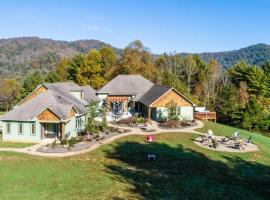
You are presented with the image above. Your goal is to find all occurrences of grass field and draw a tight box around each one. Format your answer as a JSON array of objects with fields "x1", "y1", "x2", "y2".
[
  {"x1": 0, "y1": 137, "x2": 34, "y2": 148},
  {"x1": 0, "y1": 111, "x2": 6, "y2": 116},
  {"x1": 0, "y1": 123, "x2": 269, "y2": 199}
]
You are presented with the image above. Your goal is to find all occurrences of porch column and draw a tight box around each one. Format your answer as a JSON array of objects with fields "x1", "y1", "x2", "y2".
[
  {"x1": 61, "y1": 123, "x2": 65, "y2": 139},
  {"x1": 148, "y1": 107, "x2": 151, "y2": 119}
]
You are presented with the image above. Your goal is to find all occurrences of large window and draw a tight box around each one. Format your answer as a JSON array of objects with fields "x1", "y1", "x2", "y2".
[
  {"x1": 31, "y1": 123, "x2": 36, "y2": 136},
  {"x1": 6, "y1": 123, "x2": 11, "y2": 134},
  {"x1": 76, "y1": 118, "x2": 83, "y2": 128},
  {"x1": 18, "y1": 123, "x2": 23, "y2": 135}
]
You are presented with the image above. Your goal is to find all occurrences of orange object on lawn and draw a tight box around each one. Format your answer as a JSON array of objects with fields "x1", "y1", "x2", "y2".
[{"x1": 147, "y1": 135, "x2": 154, "y2": 142}]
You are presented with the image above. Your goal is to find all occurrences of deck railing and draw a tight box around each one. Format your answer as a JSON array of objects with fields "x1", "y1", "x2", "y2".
[{"x1": 195, "y1": 112, "x2": 216, "y2": 122}]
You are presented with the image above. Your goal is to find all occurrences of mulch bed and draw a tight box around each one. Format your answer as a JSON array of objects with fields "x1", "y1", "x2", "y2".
[
  {"x1": 37, "y1": 130, "x2": 131, "y2": 153},
  {"x1": 159, "y1": 120, "x2": 197, "y2": 130}
]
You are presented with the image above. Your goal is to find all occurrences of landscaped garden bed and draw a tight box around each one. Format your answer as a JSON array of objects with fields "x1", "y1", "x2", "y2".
[
  {"x1": 37, "y1": 126, "x2": 131, "y2": 153},
  {"x1": 159, "y1": 119, "x2": 197, "y2": 129}
]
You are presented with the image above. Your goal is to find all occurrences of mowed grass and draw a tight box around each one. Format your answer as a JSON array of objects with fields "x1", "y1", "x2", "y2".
[
  {"x1": 0, "y1": 111, "x2": 6, "y2": 116},
  {"x1": 0, "y1": 136, "x2": 34, "y2": 148},
  {"x1": 0, "y1": 124, "x2": 270, "y2": 199}
]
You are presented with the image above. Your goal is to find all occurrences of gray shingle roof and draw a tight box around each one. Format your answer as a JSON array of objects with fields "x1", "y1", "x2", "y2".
[
  {"x1": 81, "y1": 86, "x2": 99, "y2": 102},
  {"x1": 0, "y1": 82, "x2": 98, "y2": 121},
  {"x1": 97, "y1": 75, "x2": 154, "y2": 100},
  {"x1": 138, "y1": 85, "x2": 172, "y2": 106}
]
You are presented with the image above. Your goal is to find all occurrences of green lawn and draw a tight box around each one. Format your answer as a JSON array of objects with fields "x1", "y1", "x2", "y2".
[
  {"x1": 0, "y1": 136, "x2": 34, "y2": 148},
  {"x1": 0, "y1": 123, "x2": 270, "y2": 199},
  {"x1": 0, "y1": 111, "x2": 6, "y2": 116}
]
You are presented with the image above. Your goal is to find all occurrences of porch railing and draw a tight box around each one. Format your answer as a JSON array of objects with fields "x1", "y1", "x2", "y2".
[{"x1": 195, "y1": 112, "x2": 216, "y2": 122}]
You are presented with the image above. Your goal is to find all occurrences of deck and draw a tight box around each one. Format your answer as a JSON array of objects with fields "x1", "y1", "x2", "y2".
[{"x1": 195, "y1": 112, "x2": 216, "y2": 122}]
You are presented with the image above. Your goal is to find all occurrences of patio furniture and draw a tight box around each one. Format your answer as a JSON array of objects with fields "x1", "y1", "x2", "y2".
[
  {"x1": 199, "y1": 135, "x2": 209, "y2": 145},
  {"x1": 209, "y1": 138, "x2": 219, "y2": 149},
  {"x1": 234, "y1": 140, "x2": 244, "y2": 150},
  {"x1": 244, "y1": 136, "x2": 252, "y2": 145},
  {"x1": 148, "y1": 154, "x2": 156, "y2": 161},
  {"x1": 208, "y1": 130, "x2": 214, "y2": 139},
  {"x1": 230, "y1": 131, "x2": 240, "y2": 140}
]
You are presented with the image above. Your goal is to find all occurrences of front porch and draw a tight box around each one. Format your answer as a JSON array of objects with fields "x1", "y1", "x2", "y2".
[{"x1": 40, "y1": 122, "x2": 65, "y2": 139}]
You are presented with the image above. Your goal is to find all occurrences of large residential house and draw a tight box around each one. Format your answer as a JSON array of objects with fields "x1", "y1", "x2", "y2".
[
  {"x1": 97, "y1": 75, "x2": 194, "y2": 121},
  {"x1": 0, "y1": 82, "x2": 98, "y2": 142},
  {"x1": 0, "y1": 75, "x2": 194, "y2": 143}
]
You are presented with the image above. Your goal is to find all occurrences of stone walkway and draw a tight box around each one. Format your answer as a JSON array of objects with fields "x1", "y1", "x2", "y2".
[{"x1": 0, "y1": 120, "x2": 204, "y2": 157}]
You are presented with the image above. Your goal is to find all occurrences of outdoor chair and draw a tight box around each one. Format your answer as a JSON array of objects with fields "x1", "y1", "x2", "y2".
[
  {"x1": 244, "y1": 136, "x2": 252, "y2": 145},
  {"x1": 199, "y1": 135, "x2": 209, "y2": 145},
  {"x1": 229, "y1": 131, "x2": 240, "y2": 140},
  {"x1": 208, "y1": 130, "x2": 214, "y2": 139},
  {"x1": 148, "y1": 153, "x2": 156, "y2": 161}
]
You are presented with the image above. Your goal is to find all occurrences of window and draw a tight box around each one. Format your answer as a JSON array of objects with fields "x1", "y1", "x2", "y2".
[
  {"x1": 76, "y1": 118, "x2": 83, "y2": 128},
  {"x1": 18, "y1": 123, "x2": 23, "y2": 135},
  {"x1": 31, "y1": 123, "x2": 36, "y2": 136},
  {"x1": 6, "y1": 123, "x2": 11, "y2": 134}
]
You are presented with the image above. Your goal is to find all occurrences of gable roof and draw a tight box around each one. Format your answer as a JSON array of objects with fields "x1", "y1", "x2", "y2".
[
  {"x1": 138, "y1": 85, "x2": 194, "y2": 107},
  {"x1": 0, "y1": 82, "x2": 99, "y2": 121},
  {"x1": 81, "y1": 86, "x2": 99, "y2": 102},
  {"x1": 97, "y1": 75, "x2": 154, "y2": 100},
  {"x1": 138, "y1": 85, "x2": 172, "y2": 106}
]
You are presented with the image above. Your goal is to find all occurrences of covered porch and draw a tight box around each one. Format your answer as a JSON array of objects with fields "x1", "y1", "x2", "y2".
[{"x1": 40, "y1": 122, "x2": 65, "y2": 139}]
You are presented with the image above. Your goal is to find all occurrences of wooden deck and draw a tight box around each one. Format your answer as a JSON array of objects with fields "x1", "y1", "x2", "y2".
[{"x1": 195, "y1": 112, "x2": 216, "y2": 122}]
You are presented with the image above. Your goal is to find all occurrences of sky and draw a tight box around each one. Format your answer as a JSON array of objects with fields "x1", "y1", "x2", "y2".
[{"x1": 0, "y1": 0, "x2": 270, "y2": 53}]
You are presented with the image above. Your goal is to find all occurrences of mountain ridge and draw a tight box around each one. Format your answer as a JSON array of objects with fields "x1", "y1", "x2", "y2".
[{"x1": 0, "y1": 37, "x2": 269, "y2": 76}]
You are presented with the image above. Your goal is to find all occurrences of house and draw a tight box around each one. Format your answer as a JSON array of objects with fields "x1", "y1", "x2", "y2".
[
  {"x1": 97, "y1": 75, "x2": 194, "y2": 121},
  {"x1": 0, "y1": 82, "x2": 98, "y2": 142}
]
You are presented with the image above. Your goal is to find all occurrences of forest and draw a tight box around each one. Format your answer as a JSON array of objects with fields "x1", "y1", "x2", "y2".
[{"x1": 0, "y1": 40, "x2": 269, "y2": 136}]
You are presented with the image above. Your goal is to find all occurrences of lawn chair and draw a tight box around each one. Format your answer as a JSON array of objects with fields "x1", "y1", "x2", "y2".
[
  {"x1": 230, "y1": 131, "x2": 240, "y2": 140},
  {"x1": 199, "y1": 135, "x2": 209, "y2": 145},
  {"x1": 244, "y1": 136, "x2": 252, "y2": 145}
]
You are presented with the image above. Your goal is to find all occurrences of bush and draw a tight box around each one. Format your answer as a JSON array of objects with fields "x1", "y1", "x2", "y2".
[
  {"x1": 160, "y1": 120, "x2": 180, "y2": 129},
  {"x1": 52, "y1": 139, "x2": 57, "y2": 148},
  {"x1": 115, "y1": 117, "x2": 135, "y2": 126},
  {"x1": 135, "y1": 116, "x2": 145, "y2": 124},
  {"x1": 180, "y1": 120, "x2": 191, "y2": 127},
  {"x1": 68, "y1": 137, "x2": 77, "y2": 147},
  {"x1": 76, "y1": 136, "x2": 84, "y2": 142},
  {"x1": 61, "y1": 138, "x2": 68, "y2": 145}
]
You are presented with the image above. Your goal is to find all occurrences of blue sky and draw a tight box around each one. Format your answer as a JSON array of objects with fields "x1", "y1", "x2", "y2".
[{"x1": 0, "y1": 0, "x2": 269, "y2": 53}]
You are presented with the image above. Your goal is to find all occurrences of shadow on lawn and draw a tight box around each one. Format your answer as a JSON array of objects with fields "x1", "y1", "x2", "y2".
[{"x1": 104, "y1": 141, "x2": 270, "y2": 200}]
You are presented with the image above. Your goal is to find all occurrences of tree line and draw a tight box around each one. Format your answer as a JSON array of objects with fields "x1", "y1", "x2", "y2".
[{"x1": 0, "y1": 40, "x2": 269, "y2": 135}]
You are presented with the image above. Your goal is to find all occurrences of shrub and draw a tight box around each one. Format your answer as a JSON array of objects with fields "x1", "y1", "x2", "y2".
[
  {"x1": 61, "y1": 138, "x2": 68, "y2": 145},
  {"x1": 115, "y1": 117, "x2": 135, "y2": 126},
  {"x1": 76, "y1": 136, "x2": 84, "y2": 142},
  {"x1": 180, "y1": 120, "x2": 191, "y2": 127},
  {"x1": 51, "y1": 139, "x2": 57, "y2": 148},
  {"x1": 68, "y1": 137, "x2": 77, "y2": 147},
  {"x1": 135, "y1": 116, "x2": 145, "y2": 124},
  {"x1": 160, "y1": 120, "x2": 180, "y2": 129}
]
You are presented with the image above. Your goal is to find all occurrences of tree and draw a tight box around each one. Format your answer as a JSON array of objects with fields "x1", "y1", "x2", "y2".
[
  {"x1": 21, "y1": 71, "x2": 45, "y2": 99},
  {"x1": 100, "y1": 46, "x2": 117, "y2": 70},
  {"x1": 76, "y1": 49, "x2": 106, "y2": 88},
  {"x1": 85, "y1": 101, "x2": 99, "y2": 133},
  {"x1": 69, "y1": 54, "x2": 85, "y2": 81},
  {"x1": 0, "y1": 79, "x2": 21, "y2": 111},
  {"x1": 183, "y1": 55, "x2": 197, "y2": 93},
  {"x1": 113, "y1": 40, "x2": 157, "y2": 81},
  {"x1": 56, "y1": 58, "x2": 71, "y2": 81},
  {"x1": 167, "y1": 101, "x2": 179, "y2": 121},
  {"x1": 45, "y1": 71, "x2": 62, "y2": 83}
]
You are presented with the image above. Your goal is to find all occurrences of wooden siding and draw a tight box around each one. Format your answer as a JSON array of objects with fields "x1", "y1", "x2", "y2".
[
  {"x1": 150, "y1": 90, "x2": 192, "y2": 107},
  {"x1": 20, "y1": 86, "x2": 47, "y2": 105},
  {"x1": 37, "y1": 109, "x2": 60, "y2": 121},
  {"x1": 67, "y1": 108, "x2": 76, "y2": 119}
]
